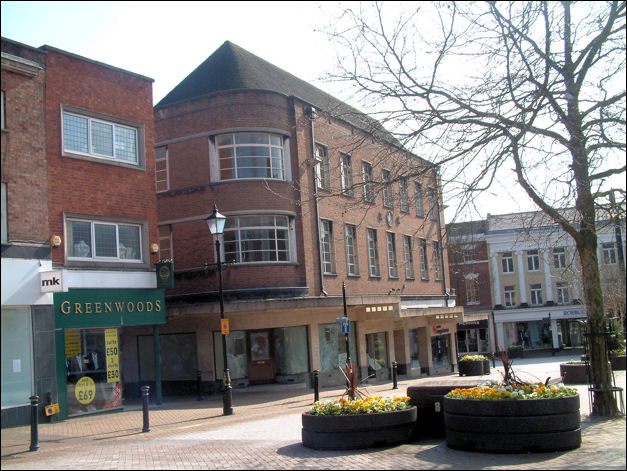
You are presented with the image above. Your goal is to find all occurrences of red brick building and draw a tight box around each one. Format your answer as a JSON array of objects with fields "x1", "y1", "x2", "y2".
[
  {"x1": 2, "y1": 37, "x2": 162, "y2": 424},
  {"x1": 120, "y1": 41, "x2": 463, "y2": 394},
  {"x1": 447, "y1": 220, "x2": 496, "y2": 355}
]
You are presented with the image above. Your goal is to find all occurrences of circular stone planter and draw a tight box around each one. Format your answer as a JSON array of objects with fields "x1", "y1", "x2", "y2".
[
  {"x1": 458, "y1": 359, "x2": 490, "y2": 376},
  {"x1": 560, "y1": 363, "x2": 589, "y2": 384},
  {"x1": 611, "y1": 355, "x2": 626, "y2": 371},
  {"x1": 443, "y1": 395, "x2": 581, "y2": 453},
  {"x1": 301, "y1": 407, "x2": 417, "y2": 450}
]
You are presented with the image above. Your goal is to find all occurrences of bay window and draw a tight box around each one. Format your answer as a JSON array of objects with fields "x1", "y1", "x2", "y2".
[
  {"x1": 216, "y1": 132, "x2": 284, "y2": 180},
  {"x1": 223, "y1": 215, "x2": 291, "y2": 263}
]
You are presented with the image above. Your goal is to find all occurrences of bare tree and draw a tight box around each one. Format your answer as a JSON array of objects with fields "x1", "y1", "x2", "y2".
[{"x1": 324, "y1": 1, "x2": 626, "y2": 416}]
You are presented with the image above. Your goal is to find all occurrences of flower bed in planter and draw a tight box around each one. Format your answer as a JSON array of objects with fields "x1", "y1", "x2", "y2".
[
  {"x1": 302, "y1": 396, "x2": 416, "y2": 450},
  {"x1": 444, "y1": 381, "x2": 580, "y2": 453},
  {"x1": 458, "y1": 355, "x2": 490, "y2": 376}
]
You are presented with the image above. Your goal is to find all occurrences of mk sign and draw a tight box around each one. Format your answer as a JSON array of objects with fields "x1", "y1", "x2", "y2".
[{"x1": 40, "y1": 271, "x2": 63, "y2": 293}]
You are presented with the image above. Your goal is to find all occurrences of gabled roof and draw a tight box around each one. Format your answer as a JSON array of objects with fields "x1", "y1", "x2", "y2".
[{"x1": 155, "y1": 41, "x2": 391, "y2": 140}]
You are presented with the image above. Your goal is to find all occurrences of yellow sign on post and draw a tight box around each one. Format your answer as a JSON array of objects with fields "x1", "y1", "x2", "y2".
[
  {"x1": 45, "y1": 403, "x2": 60, "y2": 416},
  {"x1": 221, "y1": 319, "x2": 230, "y2": 335}
]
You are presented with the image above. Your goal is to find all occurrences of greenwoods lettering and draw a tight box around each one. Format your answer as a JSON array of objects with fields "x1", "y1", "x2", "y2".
[{"x1": 61, "y1": 300, "x2": 162, "y2": 315}]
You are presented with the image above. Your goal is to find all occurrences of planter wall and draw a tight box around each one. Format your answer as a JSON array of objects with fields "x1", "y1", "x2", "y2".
[
  {"x1": 560, "y1": 363, "x2": 589, "y2": 384},
  {"x1": 611, "y1": 355, "x2": 626, "y2": 371},
  {"x1": 444, "y1": 395, "x2": 581, "y2": 453},
  {"x1": 458, "y1": 360, "x2": 490, "y2": 376},
  {"x1": 302, "y1": 407, "x2": 417, "y2": 450},
  {"x1": 507, "y1": 348, "x2": 523, "y2": 358}
]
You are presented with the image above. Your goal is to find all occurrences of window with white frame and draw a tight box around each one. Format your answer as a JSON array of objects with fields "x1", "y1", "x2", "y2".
[
  {"x1": 155, "y1": 146, "x2": 169, "y2": 192},
  {"x1": 367, "y1": 228, "x2": 380, "y2": 277},
  {"x1": 320, "y1": 219, "x2": 336, "y2": 274},
  {"x1": 223, "y1": 215, "x2": 291, "y2": 263},
  {"x1": 428, "y1": 188, "x2": 439, "y2": 221},
  {"x1": 556, "y1": 282, "x2": 570, "y2": 304},
  {"x1": 529, "y1": 284, "x2": 543, "y2": 305},
  {"x1": 403, "y1": 235, "x2": 415, "y2": 279},
  {"x1": 344, "y1": 224, "x2": 359, "y2": 276},
  {"x1": 67, "y1": 219, "x2": 142, "y2": 262},
  {"x1": 433, "y1": 241, "x2": 443, "y2": 280},
  {"x1": 462, "y1": 247, "x2": 475, "y2": 263},
  {"x1": 1, "y1": 182, "x2": 7, "y2": 244},
  {"x1": 602, "y1": 243, "x2": 617, "y2": 265},
  {"x1": 502, "y1": 252, "x2": 514, "y2": 273},
  {"x1": 386, "y1": 232, "x2": 398, "y2": 278},
  {"x1": 216, "y1": 132, "x2": 284, "y2": 180},
  {"x1": 415, "y1": 182, "x2": 424, "y2": 217},
  {"x1": 382, "y1": 169, "x2": 394, "y2": 208},
  {"x1": 340, "y1": 153, "x2": 353, "y2": 197},
  {"x1": 504, "y1": 285, "x2": 516, "y2": 307},
  {"x1": 527, "y1": 249, "x2": 540, "y2": 271},
  {"x1": 399, "y1": 178, "x2": 409, "y2": 213},
  {"x1": 158, "y1": 225, "x2": 173, "y2": 261},
  {"x1": 315, "y1": 143, "x2": 331, "y2": 191},
  {"x1": 419, "y1": 238, "x2": 429, "y2": 280},
  {"x1": 553, "y1": 247, "x2": 566, "y2": 269},
  {"x1": 1, "y1": 90, "x2": 5, "y2": 130},
  {"x1": 63, "y1": 111, "x2": 139, "y2": 165},
  {"x1": 465, "y1": 275, "x2": 479, "y2": 304},
  {"x1": 362, "y1": 161, "x2": 375, "y2": 203}
]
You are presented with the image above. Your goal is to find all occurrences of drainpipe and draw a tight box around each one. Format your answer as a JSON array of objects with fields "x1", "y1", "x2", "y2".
[
  {"x1": 305, "y1": 106, "x2": 327, "y2": 297},
  {"x1": 434, "y1": 169, "x2": 449, "y2": 307}
]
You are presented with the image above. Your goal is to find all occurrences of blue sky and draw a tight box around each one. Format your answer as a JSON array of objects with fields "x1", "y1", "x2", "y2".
[{"x1": 1, "y1": 1, "x2": 340, "y2": 105}]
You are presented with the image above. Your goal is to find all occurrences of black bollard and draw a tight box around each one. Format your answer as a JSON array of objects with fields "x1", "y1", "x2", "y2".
[
  {"x1": 313, "y1": 370, "x2": 319, "y2": 403},
  {"x1": 196, "y1": 370, "x2": 203, "y2": 401},
  {"x1": 29, "y1": 395, "x2": 39, "y2": 451},
  {"x1": 141, "y1": 385, "x2": 150, "y2": 432},
  {"x1": 392, "y1": 361, "x2": 398, "y2": 389}
]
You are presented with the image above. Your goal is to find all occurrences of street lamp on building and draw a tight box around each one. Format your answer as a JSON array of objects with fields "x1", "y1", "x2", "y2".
[{"x1": 206, "y1": 204, "x2": 233, "y2": 416}]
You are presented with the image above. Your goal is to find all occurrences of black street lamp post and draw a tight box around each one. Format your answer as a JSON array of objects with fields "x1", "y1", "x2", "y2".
[{"x1": 206, "y1": 204, "x2": 233, "y2": 416}]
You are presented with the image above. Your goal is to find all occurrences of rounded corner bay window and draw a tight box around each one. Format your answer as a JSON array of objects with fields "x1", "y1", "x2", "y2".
[
  {"x1": 216, "y1": 132, "x2": 284, "y2": 180},
  {"x1": 223, "y1": 215, "x2": 291, "y2": 264}
]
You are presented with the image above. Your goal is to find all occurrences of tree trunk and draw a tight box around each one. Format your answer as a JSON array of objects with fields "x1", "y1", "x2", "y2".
[{"x1": 578, "y1": 239, "x2": 618, "y2": 416}]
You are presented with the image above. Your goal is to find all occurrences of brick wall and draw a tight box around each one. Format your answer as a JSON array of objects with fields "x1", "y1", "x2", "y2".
[
  {"x1": 155, "y1": 90, "x2": 451, "y2": 298},
  {"x1": 1, "y1": 40, "x2": 48, "y2": 244},
  {"x1": 43, "y1": 48, "x2": 158, "y2": 267}
]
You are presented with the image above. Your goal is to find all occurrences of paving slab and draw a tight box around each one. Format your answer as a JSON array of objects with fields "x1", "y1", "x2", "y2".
[{"x1": 2, "y1": 355, "x2": 625, "y2": 470}]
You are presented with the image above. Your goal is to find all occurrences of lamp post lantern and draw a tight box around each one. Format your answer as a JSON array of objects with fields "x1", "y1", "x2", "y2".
[{"x1": 206, "y1": 204, "x2": 233, "y2": 415}]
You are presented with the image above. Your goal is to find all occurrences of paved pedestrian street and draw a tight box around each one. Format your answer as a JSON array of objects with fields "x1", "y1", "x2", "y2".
[{"x1": 2, "y1": 355, "x2": 625, "y2": 470}]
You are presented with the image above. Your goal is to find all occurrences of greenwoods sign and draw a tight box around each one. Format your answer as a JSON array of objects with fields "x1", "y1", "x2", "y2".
[{"x1": 54, "y1": 288, "x2": 166, "y2": 329}]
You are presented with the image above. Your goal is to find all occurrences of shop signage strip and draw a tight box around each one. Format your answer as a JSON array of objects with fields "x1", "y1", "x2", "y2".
[{"x1": 54, "y1": 288, "x2": 166, "y2": 329}]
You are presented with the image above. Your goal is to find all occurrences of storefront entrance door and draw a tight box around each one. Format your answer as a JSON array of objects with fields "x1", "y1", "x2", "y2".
[{"x1": 247, "y1": 330, "x2": 275, "y2": 384}]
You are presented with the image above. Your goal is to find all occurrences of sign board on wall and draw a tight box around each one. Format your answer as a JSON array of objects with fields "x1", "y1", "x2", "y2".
[
  {"x1": 54, "y1": 288, "x2": 166, "y2": 329},
  {"x1": 41, "y1": 271, "x2": 63, "y2": 293}
]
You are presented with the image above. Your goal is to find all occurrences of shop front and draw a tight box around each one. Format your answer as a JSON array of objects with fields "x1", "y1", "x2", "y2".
[
  {"x1": 54, "y1": 288, "x2": 165, "y2": 419},
  {"x1": 456, "y1": 320, "x2": 491, "y2": 355},
  {"x1": 494, "y1": 306, "x2": 587, "y2": 352}
]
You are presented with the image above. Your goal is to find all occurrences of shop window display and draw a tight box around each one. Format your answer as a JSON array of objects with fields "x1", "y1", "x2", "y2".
[{"x1": 65, "y1": 328, "x2": 122, "y2": 416}]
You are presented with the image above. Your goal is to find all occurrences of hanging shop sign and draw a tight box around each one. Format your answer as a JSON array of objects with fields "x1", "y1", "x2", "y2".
[
  {"x1": 156, "y1": 261, "x2": 174, "y2": 289},
  {"x1": 54, "y1": 288, "x2": 166, "y2": 329}
]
